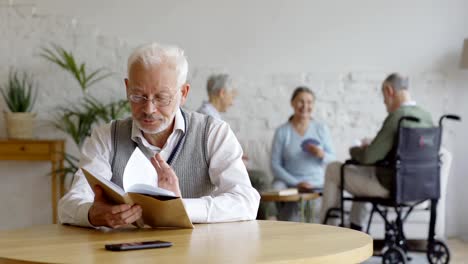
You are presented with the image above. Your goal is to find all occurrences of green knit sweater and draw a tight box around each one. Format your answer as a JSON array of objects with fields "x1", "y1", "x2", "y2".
[{"x1": 350, "y1": 105, "x2": 434, "y2": 189}]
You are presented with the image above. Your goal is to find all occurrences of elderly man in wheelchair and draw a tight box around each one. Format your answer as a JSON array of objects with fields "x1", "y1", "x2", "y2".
[{"x1": 320, "y1": 73, "x2": 460, "y2": 264}]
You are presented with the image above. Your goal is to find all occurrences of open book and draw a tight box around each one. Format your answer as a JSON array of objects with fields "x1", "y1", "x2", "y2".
[{"x1": 82, "y1": 148, "x2": 193, "y2": 229}]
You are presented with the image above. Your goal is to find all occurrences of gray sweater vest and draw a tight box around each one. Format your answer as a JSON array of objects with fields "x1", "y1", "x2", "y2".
[{"x1": 109, "y1": 109, "x2": 216, "y2": 198}]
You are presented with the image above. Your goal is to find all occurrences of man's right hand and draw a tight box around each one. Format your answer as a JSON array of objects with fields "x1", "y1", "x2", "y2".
[
  {"x1": 360, "y1": 137, "x2": 372, "y2": 147},
  {"x1": 88, "y1": 185, "x2": 142, "y2": 228}
]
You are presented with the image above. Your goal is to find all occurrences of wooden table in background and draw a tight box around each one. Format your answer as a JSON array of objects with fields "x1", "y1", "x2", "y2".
[
  {"x1": 0, "y1": 139, "x2": 65, "y2": 224},
  {"x1": 260, "y1": 192, "x2": 320, "y2": 202},
  {"x1": 0, "y1": 221, "x2": 373, "y2": 264},
  {"x1": 261, "y1": 192, "x2": 321, "y2": 222}
]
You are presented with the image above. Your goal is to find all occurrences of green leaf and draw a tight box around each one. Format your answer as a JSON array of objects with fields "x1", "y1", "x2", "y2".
[{"x1": 40, "y1": 43, "x2": 113, "y2": 92}]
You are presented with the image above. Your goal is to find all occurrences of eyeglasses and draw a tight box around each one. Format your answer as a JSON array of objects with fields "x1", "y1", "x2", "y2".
[{"x1": 128, "y1": 91, "x2": 178, "y2": 107}]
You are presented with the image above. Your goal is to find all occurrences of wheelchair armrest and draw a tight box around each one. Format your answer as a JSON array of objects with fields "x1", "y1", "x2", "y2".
[
  {"x1": 345, "y1": 159, "x2": 360, "y2": 165},
  {"x1": 344, "y1": 159, "x2": 392, "y2": 168},
  {"x1": 344, "y1": 159, "x2": 377, "y2": 167}
]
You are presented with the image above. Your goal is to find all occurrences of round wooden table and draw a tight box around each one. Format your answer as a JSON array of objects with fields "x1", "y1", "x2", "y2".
[{"x1": 0, "y1": 221, "x2": 372, "y2": 263}]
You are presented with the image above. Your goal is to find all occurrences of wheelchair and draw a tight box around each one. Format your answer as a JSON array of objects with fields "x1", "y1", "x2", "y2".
[{"x1": 323, "y1": 114, "x2": 460, "y2": 264}]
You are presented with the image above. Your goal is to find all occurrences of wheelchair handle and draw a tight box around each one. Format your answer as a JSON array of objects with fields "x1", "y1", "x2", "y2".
[
  {"x1": 436, "y1": 114, "x2": 461, "y2": 151},
  {"x1": 439, "y1": 114, "x2": 461, "y2": 128},
  {"x1": 398, "y1": 116, "x2": 420, "y2": 129}
]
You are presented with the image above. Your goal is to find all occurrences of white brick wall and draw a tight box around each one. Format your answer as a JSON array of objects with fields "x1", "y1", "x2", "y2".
[{"x1": 0, "y1": 2, "x2": 463, "y2": 238}]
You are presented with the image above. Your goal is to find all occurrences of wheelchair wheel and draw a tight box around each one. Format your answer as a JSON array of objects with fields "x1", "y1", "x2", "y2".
[
  {"x1": 427, "y1": 240, "x2": 450, "y2": 264},
  {"x1": 382, "y1": 246, "x2": 407, "y2": 264}
]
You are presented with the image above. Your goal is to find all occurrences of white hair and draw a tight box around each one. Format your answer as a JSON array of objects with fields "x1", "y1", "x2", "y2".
[
  {"x1": 206, "y1": 73, "x2": 233, "y2": 96},
  {"x1": 127, "y1": 42, "x2": 188, "y2": 88}
]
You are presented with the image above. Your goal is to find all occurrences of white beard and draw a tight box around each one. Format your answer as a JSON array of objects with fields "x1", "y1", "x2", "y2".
[
  {"x1": 136, "y1": 93, "x2": 181, "y2": 135},
  {"x1": 137, "y1": 119, "x2": 172, "y2": 134}
]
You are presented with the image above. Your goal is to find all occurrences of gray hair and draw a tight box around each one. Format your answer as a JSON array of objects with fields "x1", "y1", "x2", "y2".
[
  {"x1": 291, "y1": 86, "x2": 315, "y2": 102},
  {"x1": 384, "y1": 73, "x2": 409, "y2": 91},
  {"x1": 127, "y1": 42, "x2": 188, "y2": 88},
  {"x1": 206, "y1": 74, "x2": 232, "y2": 96}
]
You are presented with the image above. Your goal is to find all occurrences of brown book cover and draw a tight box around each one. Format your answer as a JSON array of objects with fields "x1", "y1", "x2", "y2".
[{"x1": 82, "y1": 168, "x2": 193, "y2": 229}]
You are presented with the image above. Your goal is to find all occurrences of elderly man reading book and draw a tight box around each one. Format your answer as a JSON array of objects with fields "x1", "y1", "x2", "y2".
[{"x1": 58, "y1": 42, "x2": 260, "y2": 228}]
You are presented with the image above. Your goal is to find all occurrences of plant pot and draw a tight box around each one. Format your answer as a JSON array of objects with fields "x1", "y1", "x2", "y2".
[{"x1": 4, "y1": 112, "x2": 36, "y2": 139}]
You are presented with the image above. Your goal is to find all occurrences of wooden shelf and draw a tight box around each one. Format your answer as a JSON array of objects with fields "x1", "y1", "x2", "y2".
[{"x1": 0, "y1": 139, "x2": 65, "y2": 224}]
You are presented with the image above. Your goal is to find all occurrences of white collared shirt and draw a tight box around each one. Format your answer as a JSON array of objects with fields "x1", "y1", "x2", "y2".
[
  {"x1": 58, "y1": 108, "x2": 260, "y2": 227},
  {"x1": 196, "y1": 101, "x2": 222, "y2": 120},
  {"x1": 130, "y1": 108, "x2": 185, "y2": 161},
  {"x1": 402, "y1": 100, "x2": 416, "y2": 107}
]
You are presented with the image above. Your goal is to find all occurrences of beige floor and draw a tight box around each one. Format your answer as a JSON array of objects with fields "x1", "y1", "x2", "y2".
[
  {"x1": 447, "y1": 238, "x2": 468, "y2": 264},
  {"x1": 365, "y1": 238, "x2": 468, "y2": 263}
]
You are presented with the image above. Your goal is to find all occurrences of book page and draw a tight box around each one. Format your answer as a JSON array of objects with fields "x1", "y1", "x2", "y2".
[
  {"x1": 123, "y1": 147, "x2": 158, "y2": 191},
  {"x1": 127, "y1": 183, "x2": 176, "y2": 198}
]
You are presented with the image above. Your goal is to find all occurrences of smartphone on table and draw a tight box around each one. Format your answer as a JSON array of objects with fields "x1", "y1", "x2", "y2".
[{"x1": 105, "y1": 240, "x2": 173, "y2": 251}]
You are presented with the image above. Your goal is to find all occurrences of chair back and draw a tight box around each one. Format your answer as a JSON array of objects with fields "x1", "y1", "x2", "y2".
[{"x1": 394, "y1": 125, "x2": 441, "y2": 203}]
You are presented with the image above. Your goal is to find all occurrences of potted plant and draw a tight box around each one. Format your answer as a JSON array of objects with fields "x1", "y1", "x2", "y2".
[
  {"x1": 0, "y1": 69, "x2": 38, "y2": 139},
  {"x1": 40, "y1": 43, "x2": 130, "y2": 189}
]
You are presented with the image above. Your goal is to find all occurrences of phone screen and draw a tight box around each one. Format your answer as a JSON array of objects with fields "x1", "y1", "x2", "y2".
[{"x1": 105, "y1": 240, "x2": 173, "y2": 251}]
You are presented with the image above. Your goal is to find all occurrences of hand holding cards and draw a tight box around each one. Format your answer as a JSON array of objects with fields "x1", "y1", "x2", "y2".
[
  {"x1": 301, "y1": 138, "x2": 324, "y2": 158},
  {"x1": 301, "y1": 138, "x2": 320, "y2": 151}
]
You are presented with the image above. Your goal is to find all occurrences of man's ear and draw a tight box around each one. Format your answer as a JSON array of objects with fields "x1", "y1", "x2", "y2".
[
  {"x1": 383, "y1": 84, "x2": 394, "y2": 97},
  {"x1": 218, "y1": 88, "x2": 226, "y2": 98},
  {"x1": 179, "y1": 83, "x2": 190, "y2": 106},
  {"x1": 124, "y1": 78, "x2": 129, "y2": 94}
]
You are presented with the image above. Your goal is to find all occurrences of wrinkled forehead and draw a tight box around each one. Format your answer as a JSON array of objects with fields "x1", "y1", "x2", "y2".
[{"x1": 127, "y1": 62, "x2": 179, "y2": 93}]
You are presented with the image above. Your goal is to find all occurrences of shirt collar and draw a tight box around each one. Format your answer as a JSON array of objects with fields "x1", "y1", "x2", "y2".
[
  {"x1": 202, "y1": 101, "x2": 222, "y2": 119},
  {"x1": 131, "y1": 108, "x2": 185, "y2": 143},
  {"x1": 402, "y1": 100, "x2": 417, "y2": 106}
]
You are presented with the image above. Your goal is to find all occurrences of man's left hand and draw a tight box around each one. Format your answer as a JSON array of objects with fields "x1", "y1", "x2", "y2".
[{"x1": 151, "y1": 153, "x2": 182, "y2": 197}]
